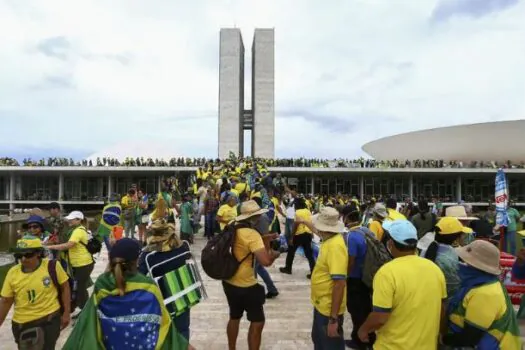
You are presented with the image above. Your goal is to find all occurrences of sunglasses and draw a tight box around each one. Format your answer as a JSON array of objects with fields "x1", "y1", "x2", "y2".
[
  {"x1": 27, "y1": 225, "x2": 41, "y2": 230},
  {"x1": 14, "y1": 252, "x2": 38, "y2": 259}
]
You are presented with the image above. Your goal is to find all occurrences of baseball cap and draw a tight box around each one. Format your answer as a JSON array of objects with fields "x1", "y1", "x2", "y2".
[
  {"x1": 64, "y1": 211, "x2": 84, "y2": 221},
  {"x1": 110, "y1": 238, "x2": 141, "y2": 262},
  {"x1": 435, "y1": 217, "x2": 473, "y2": 235},
  {"x1": 382, "y1": 220, "x2": 418, "y2": 246}
]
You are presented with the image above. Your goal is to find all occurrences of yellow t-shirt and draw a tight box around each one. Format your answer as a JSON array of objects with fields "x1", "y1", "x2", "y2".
[
  {"x1": 369, "y1": 220, "x2": 385, "y2": 241},
  {"x1": 68, "y1": 226, "x2": 93, "y2": 267},
  {"x1": 311, "y1": 234, "x2": 348, "y2": 317},
  {"x1": 387, "y1": 209, "x2": 406, "y2": 221},
  {"x1": 1, "y1": 259, "x2": 68, "y2": 324},
  {"x1": 121, "y1": 194, "x2": 136, "y2": 210},
  {"x1": 295, "y1": 209, "x2": 312, "y2": 235},
  {"x1": 449, "y1": 282, "x2": 522, "y2": 350},
  {"x1": 225, "y1": 228, "x2": 265, "y2": 287},
  {"x1": 217, "y1": 204, "x2": 238, "y2": 231},
  {"x1": 373, "y1": 255, "x2": 447, "y2": 350},
  {"x1": 234, "y1": 182, "x2": 249, "y2": 194},
  {"x1": 271, "y1": 197, "x2": 280, "y2": 225}
]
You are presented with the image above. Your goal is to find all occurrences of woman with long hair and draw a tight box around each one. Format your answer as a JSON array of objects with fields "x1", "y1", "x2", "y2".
[{"x1": 63, "y1": 238, "x2": 194, "y2": 350}]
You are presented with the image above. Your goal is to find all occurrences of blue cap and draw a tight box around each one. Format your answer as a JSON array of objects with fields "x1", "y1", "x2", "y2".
[
  {"x1": 109, "y1": 238, "x2": 141, "y2": 262},
  {"x1": 382, "y1": 220, "x2": 418, "y2": 246}
]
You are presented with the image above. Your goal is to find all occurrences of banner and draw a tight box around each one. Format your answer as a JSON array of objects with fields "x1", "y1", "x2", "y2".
[{"x1": 495, "y1": 168, "x2": 509, "y2": 227}]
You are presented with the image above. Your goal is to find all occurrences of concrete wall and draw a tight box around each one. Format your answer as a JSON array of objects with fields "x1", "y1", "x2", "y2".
[
  {"x1": 218, "y1": 28, "x2": 245, "y2": 159},
  {"x1": 251, "y1": 28, "x2": 275, "y2": 158}
]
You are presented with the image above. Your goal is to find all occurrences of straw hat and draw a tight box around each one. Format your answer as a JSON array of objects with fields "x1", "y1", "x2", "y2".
[
  {"x1": 372, "y1": 203, "x2": 388, "y2": 219},
  {"x1": 147, "y1": 219, "x2": 176, "y2": 245},
  {"x1": 235, "y1": 200, "x2": 268, "y2": 221},
  {"x1": 313, "y1": 207, "x2": 345, "y2": 233},
  {"x1": 445, "y1": 206, "x2": 479, "y2": 221},
  {"x1": 456, "y1": 240, "x2": 500, "y2": 275}
]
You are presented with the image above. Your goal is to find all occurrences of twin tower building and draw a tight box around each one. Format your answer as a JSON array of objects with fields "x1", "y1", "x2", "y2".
[{"x1": 218, "y1": 28, "x2": 275, "y2": 159}]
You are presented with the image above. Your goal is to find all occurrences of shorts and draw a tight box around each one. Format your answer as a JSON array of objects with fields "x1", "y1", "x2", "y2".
[{"x1": 222, "y1": 281, "x2": 266, "y2": 322}]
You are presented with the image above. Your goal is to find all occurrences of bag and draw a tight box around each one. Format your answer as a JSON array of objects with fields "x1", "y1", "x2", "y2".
[
  {"x1": 82, "y1": 237, "x2": 102, "y2": 255},
  {"x1": 48, "y1": 260, "x2": 77, "y2": 314},
  {"x1": 201, "y1": 222, "x2": 252, "y2": 280},
  {"x1": 346, "y1": 227, "x2": 392, "y2": 289}
]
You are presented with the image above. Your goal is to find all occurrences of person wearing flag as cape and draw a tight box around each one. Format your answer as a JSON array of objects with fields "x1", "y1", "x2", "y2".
[
  {"x1": 63, "y1": 238, "x2": 194, "y2": 350},
  {"x1": 96, "y1": 194, "x2": 122, "y2": 252}
]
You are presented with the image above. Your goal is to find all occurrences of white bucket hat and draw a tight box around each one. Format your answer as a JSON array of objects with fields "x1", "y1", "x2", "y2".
[
  {"x1": 235, "y1": 200, "x2": 268, "y2": 221},
  {"x1": 456, "y1": 240, "x2": 500, "y2": 276},
  {"x1": 313, "y1": 207, "x2": 345, "y2": 233},
  {"x1": 445, "y1": 206, "x2": 478, "y2": 221}
]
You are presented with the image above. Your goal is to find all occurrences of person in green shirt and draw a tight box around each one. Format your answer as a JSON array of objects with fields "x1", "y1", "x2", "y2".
[
  {"x1": 506, "y1": 205, "x2": 521, "y2": 255},
  {"x1": 176, "y1": 193, "x2": 194, "y2": 243}
]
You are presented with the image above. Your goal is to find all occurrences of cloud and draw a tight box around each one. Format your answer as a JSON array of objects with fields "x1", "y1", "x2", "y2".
[
  {"x1": 0, "y1": 0, "x2": 524, "y2": 160},
  {"x1": 36, "y1": 36, "x2": 71, "y2": 60},
  {"x1": 431, "y1": 0, "x2": 520, "y2": 22}
]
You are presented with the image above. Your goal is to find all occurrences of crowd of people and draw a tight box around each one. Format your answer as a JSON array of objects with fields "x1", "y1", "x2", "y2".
[
  {"x1": 0, "y1": 156, "x2": 524, "y2": 349},
  {"x1": 1, "y1": 155, "x2": 524, "y2": 169}
]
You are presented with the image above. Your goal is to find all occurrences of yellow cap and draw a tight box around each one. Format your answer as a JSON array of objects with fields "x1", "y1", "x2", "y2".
[
  {"x1": 12, "y1": 236, "x2": 43, "y2": 252},
  {"x1": 436, "y1": 217, "x2": 473, "y2": 235}
]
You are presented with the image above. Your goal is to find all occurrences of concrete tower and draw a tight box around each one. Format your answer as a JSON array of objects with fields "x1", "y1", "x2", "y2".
[
  {"x1": 218, "y1": 28, "x2": 275, "y2": 159},
  {"x1": 251, "y1": 29, "x2": 275, "y2": 158},
  {"x1": 218, "y1": 28, "x2": 245, "y2": 158}
]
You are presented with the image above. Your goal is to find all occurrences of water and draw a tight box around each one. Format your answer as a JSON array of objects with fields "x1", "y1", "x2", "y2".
[
  {"x1": 0, "y1": 221, "x2": 25, "y2": 288},
  {"x1": 0, "y1": 216, "x2": 100, "y2": 288}
]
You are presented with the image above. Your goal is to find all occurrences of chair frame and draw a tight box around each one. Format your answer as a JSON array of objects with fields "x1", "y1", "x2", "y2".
[{"x1": 144, "y1": 241, "x2": 208, "y2": 308}]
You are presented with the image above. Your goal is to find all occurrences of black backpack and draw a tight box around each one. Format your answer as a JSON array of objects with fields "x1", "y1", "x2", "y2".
[
  {"x1": 201, "y1": 222, "x2": 252, "y2": 280},
  {"x1": 82, "y1": 237, "x2": 102, "y2": 255},
  {"x1": 78, "y1": 228, "x2": 102, "y2": 255}
]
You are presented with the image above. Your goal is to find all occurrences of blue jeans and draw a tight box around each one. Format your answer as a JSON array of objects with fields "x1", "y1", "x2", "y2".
[
  {"x1": 506, "y1": 230, "x2": 517, "y2": 255},
  {"x1": 311, "y1": 309, "x2": 344, "y2": 350},
  {"x1": 255, "y1": 262, "x2": 278, "y2": 294},
  {"x1": 173, "y1": 310, "x2": 190, "y2": 341},
  {"x1": 205, "y1": 211, "x2": 217, "y2": 238},
  {"x1": 124, "y1": 218, "x2": 135, "y2": 239}
]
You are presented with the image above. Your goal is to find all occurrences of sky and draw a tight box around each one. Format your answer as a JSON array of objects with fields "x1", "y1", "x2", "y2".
[{"x1": 1, "y1": 0, "x2": 524, "y2": 160}]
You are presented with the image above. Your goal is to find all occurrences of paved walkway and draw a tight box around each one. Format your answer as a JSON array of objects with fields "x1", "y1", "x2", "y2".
[{"x1": 1, "y1": 236, "x2": 524, "y2": 349}]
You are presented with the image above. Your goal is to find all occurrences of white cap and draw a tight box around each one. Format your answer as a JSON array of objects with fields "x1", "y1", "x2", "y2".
[{"x1": 65, "y1": 211, "x2": 84, "y2": 221}]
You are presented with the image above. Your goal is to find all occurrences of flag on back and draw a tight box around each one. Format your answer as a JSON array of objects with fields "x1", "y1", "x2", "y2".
[{"x1": 63, "y1": 272, "x2": 188, "y2": 350}]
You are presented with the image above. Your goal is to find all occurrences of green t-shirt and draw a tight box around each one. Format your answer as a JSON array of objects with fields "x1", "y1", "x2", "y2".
[{"x1": 507, "y1": 208, "x2": 520, "y2": 232}]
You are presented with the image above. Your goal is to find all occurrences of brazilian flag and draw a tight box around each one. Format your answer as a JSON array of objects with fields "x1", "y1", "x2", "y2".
[
  {"x1": 96, "y1": 203, "x2": 122, "y2": 238},
  {"x1": 63, "y1": 272, "x2": 189, "y2": 349}
]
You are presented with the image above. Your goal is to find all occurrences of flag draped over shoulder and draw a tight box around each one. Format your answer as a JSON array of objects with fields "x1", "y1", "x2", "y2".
[
  {"x1": 97, "y1": 203, "x2": 122, "y2": 238},
  {"x1": 63, "y1": 272, "x2": 188, "y2": 350}
]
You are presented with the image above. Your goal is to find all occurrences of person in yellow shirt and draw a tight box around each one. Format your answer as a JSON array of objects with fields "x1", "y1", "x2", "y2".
[
  {"x1": 443, "y1": 240, "x2": 521, "y2": 349},
  {"x1": 121, "y1": 188, "x2": 138, "y2": 239},
  {"x1": 216, "y1": 194, "x2": 238, "y2": 232},
  {"x1": 358, "y1": 220, "x2": 447, "y2": 350},
  {"x1": 279, "y1": 198, "x2": 316, "y2": 278},
  {"x1": 222, "y1": 201, "x2": 280, "y2": 350},
  {"x1": 0, "y1": 236, "x2": 70, "y2": 349},
  {"x1": 310, "y1": 207, "x2": 348, "y2": 349},
  {"x1": 368, "y1": 203, "x2": 388, "y2": 242},
  {"x1": 385, "y1": 198, "x2": 407, "y2": 221},
  {"x1": 47, "y1": 211, "x2": 94, "y2": 317}
]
